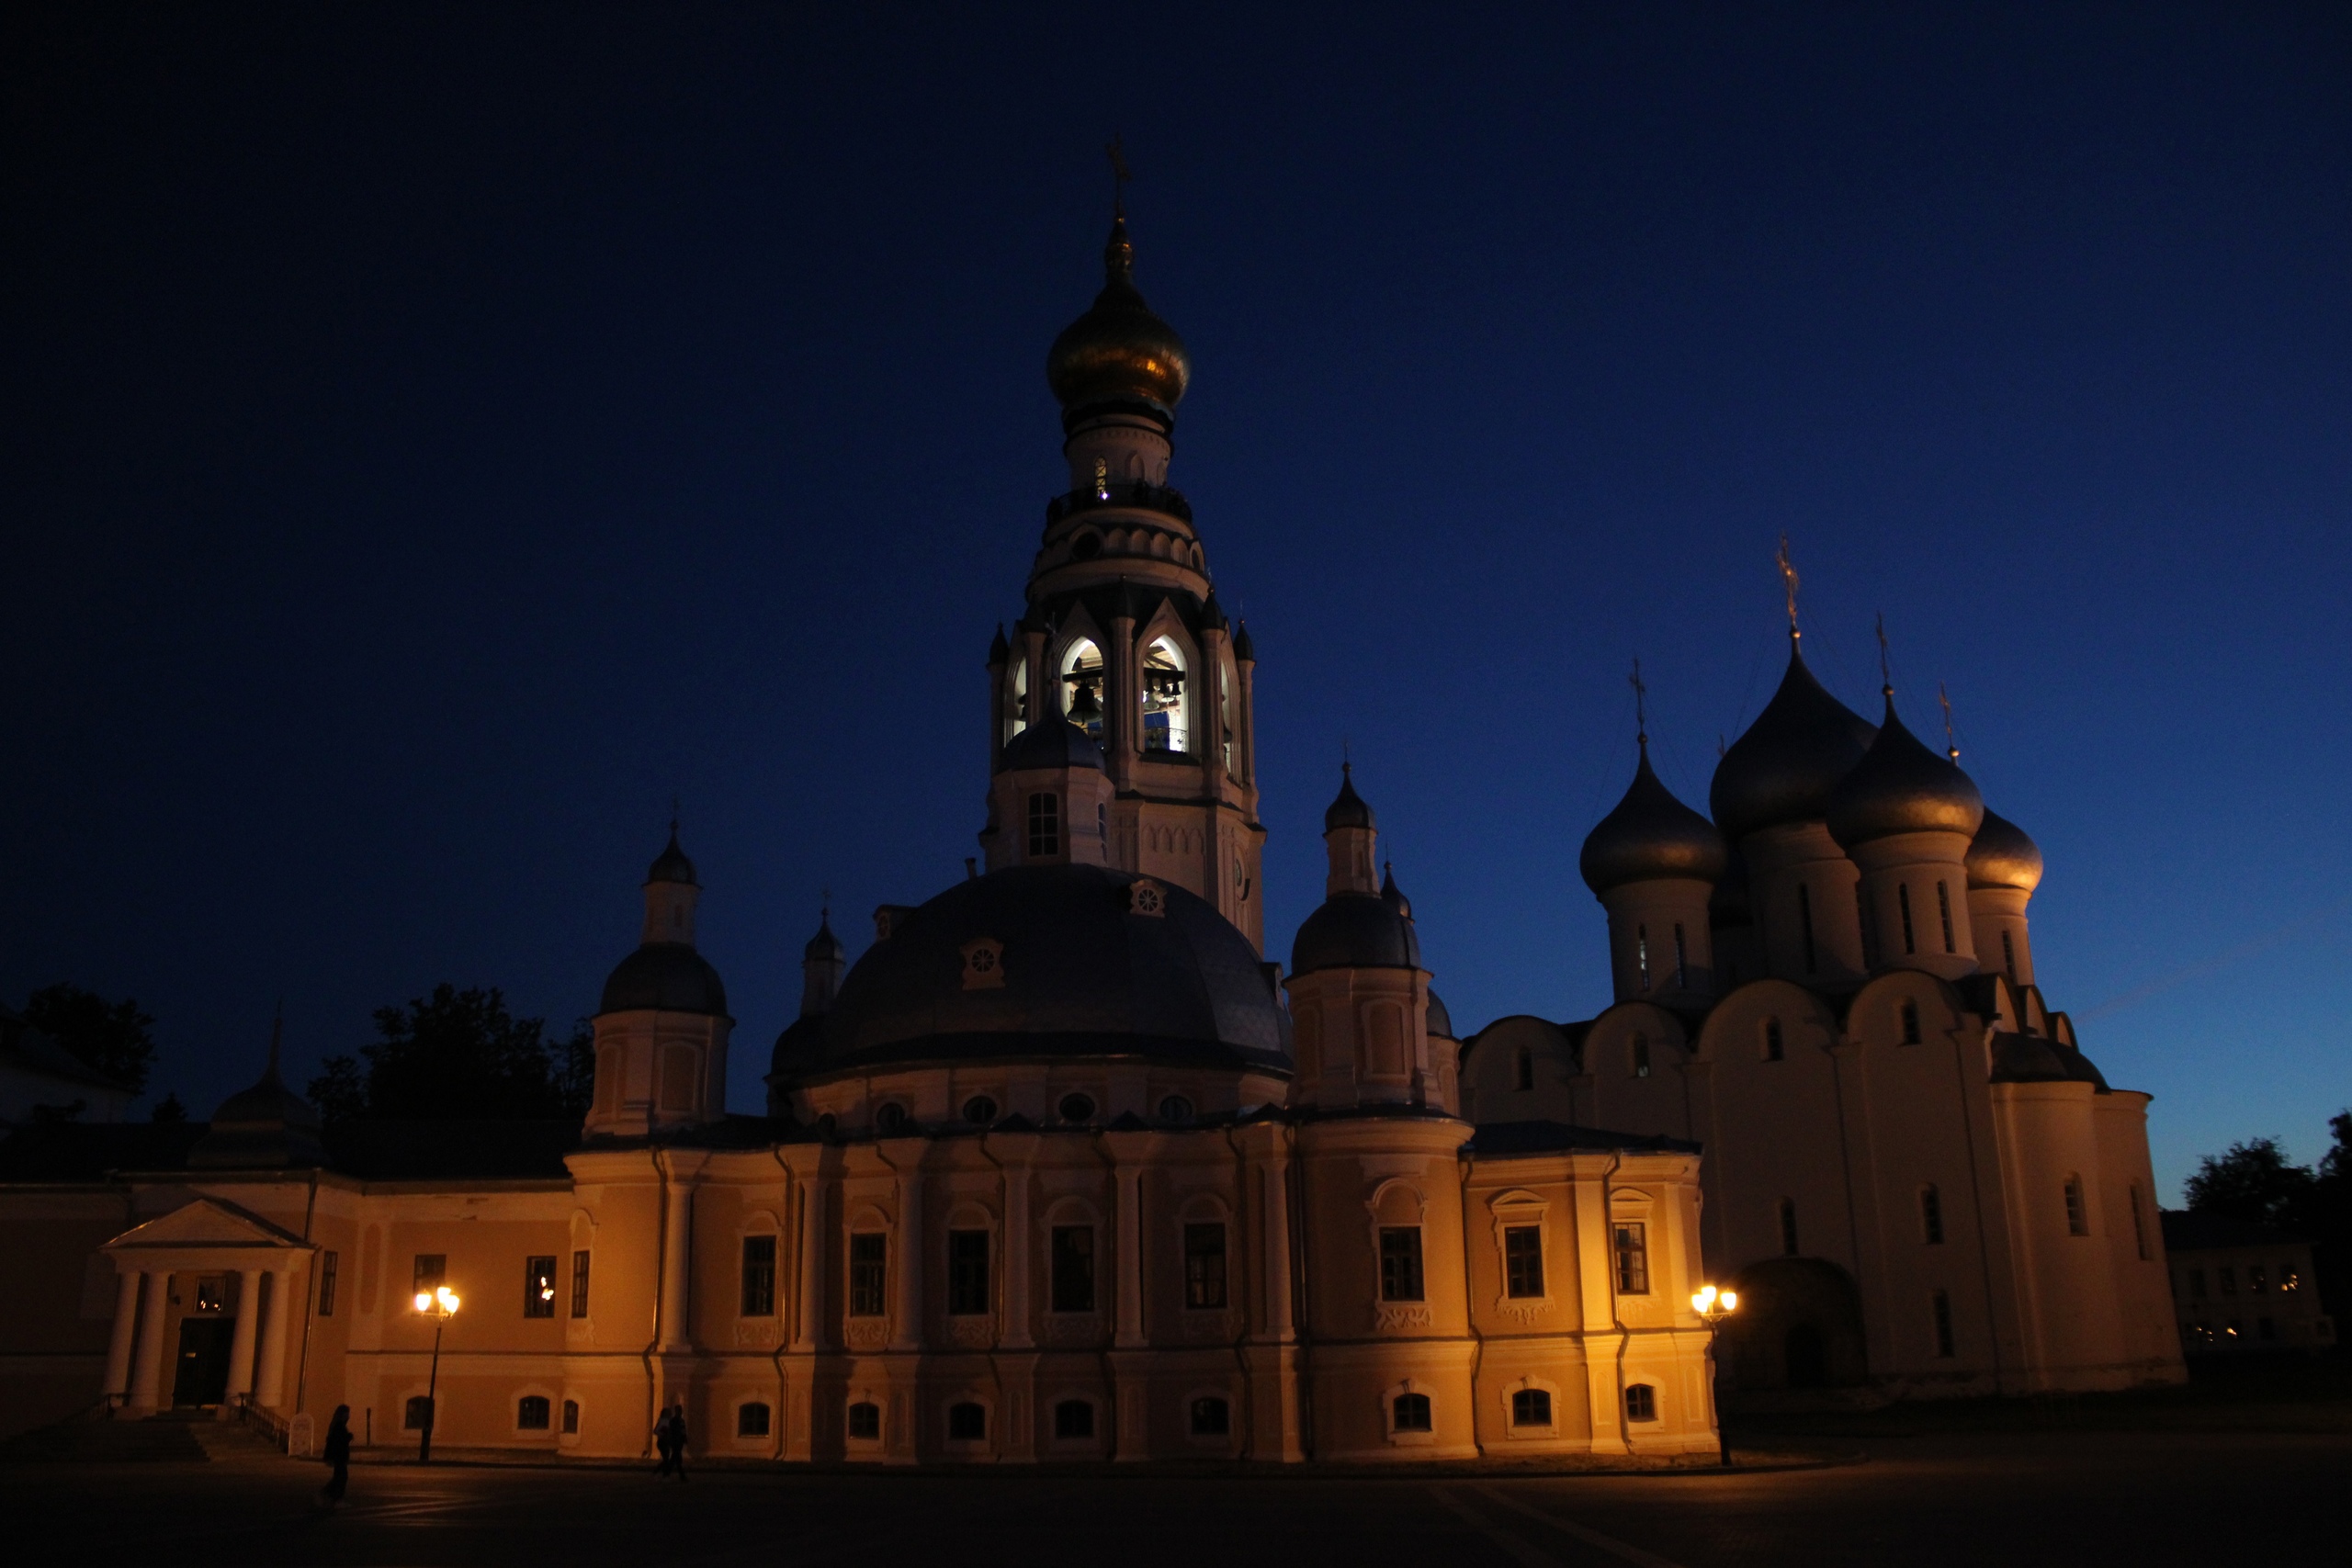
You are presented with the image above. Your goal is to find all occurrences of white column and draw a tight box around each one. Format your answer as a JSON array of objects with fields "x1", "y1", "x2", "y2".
[
  {"x1": 224, "y1": 1269, "x2": 263, "y2": 1405},
  {"x1": 254, "y1": 1265, "x2": 294, "y2": 1408},
  {"x1": 791, "y1": 1172, "x2": 828, "y2": 1352},
  {"x1": 1114, "y1": 1163, "x2": 1145, "y2": 1348},
  {"x1": 102, "y1": 1269, "x2": 141, "y2": 1404},
  {"x1": 1001, "y1": 1163, "x2": 1033, "y2": 1348},
  {"x1": 890, "y1": 1159, "x2": 923, "y2": 1350},
  {"x1": 129, "y1": 1270, "x2": 171, "y2": 1412},
  {"x1": 658, "y1": 1179, "x2": 695, "y2": 1352}
]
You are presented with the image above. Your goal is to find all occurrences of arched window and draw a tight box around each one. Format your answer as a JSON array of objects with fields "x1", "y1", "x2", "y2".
[
  {"x1": 1514, "y1": 1046, "x2": 1534, "y2": 1091},
  {"x1": 1899, "y1": 1000, "x2": 1921, "y2": 1045},
  {"x1": 1763, "y1": 1018, "x2": 1785, "y2": 1061},
  {"x1": 1898, "y1": 884, "x2": 1917, "y2": 955},
  {"x1": 1391, "y1": 1392, "x2": 1432, "y2": 1432},
  {"x1": 738, "y1": 1401, "x2": 771, "y2": 1438},
  {"x1": 561, "y1": 1399, "x2": 580, "y2": 1435},
  {"x1": 961, "y1": 1095, "x2": 998, "y2": 1125},
  {"x1": 874, "y1": 1101, "x2": 910, "y2": 1134},
  {"x1": 1930, "y1": 1291, "x2": 1955, "y2": 1358},
  {"x1": 517, "y1": 1395, "x2": 551, "y2": 1431},
  {"x1": 1510, "y1": 1388, "x2": 1552, "y2": 1427},
  {"x1": 1159, "y1": 1094, "x2": 1195, "y2": 1123},
  {"x1": 1937, "y1": 881, "x2": 1957, "y2": 953},
  {"x1": 1054, "y1": 1399, "x2": 1095, "y2": 1439},
  {"x1": 1025, "y1": 792, "x2": 1060, "y2": 858},
  {"x1": 1636, "y1": 924, "x2": 1651, "y2": 993},
  {"x1": 2002, "y1": 931, "x2": 2018, "y2": 983},
  {"x1": 1007, "y1": 658, "x2": 1029, "y2": 743},
  {"x1": 947, "y1": 1402, "x2": 986, "y2": 1440},
  {"x1": 1779, "y1": 1197, "x2": 1801, "y2": 1257},
  {"x1": 1672, "y1": 923, "x2": 1689, "y2": 988},
  {"x1": 2064, "y1": 1175, "x2": 2089, "y2": 1236},
  {"x1": 1797, "y1": 884, "x2": 1817, "y2": 973},
  {"x1": 1190, "y1": 1396, "x2": 1230, "y2": 1436},
  {"x1": 1059, "y1": 638, "x2": 1105, "y2": 739},
  {"x1": 1142, "y1": 637, "x2": 1190, "y2": 754},
  {"x1": 846, "y1": 1401, "x2": 881, "y2": 1440},
  {"x1": 1920, "y1": 1184, "x2": 1944, "y2": 1245},
  {"x1": 1632, "y1": 1034, "x2": 1650, "y2": 1078},
  {"x1": 404, "y1": 1395, "x2": 433, "y2": 1431},
  {"x1": 1623, "y1": 1384, "x2": 1657, "y2": 1422},
  {"x1": 2130, "y1": 1183, "x2": 2150, "y2": 1260}
]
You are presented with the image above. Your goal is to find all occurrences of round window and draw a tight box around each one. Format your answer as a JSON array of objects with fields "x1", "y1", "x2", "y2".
[
  {"x1": 1057, "y1": 1092, "x2": 1096, "y2": 1123},
  {"x1": 875, "y1": 1102, "x2": 910, "y2": 1134},
  {"x1": 962, "y1": 1095, "x2": 999, "y2": 1125},
  {"x1": 1158, "y1": 1094, "x2": 1194, "y2": 1124}
]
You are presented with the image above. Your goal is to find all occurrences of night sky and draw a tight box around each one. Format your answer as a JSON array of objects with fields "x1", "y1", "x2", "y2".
[{"x1": 6, "y1": 5, "x2": 2346, "y2": 1200}]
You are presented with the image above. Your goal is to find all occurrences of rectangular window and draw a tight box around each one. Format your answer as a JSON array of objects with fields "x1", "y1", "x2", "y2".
[
  {"x1": 1931, "y1": 1290, "x2": 1955, "y2": 1358},
  {"x1": 741, "y1": 1235, "x2": 777, "y2": 1317},
  {"x1": 571, "y1": 1250, "x2": 591, "y2": 1318},
  {"x1": 525, "y1": 1255, "x2": 558, "y2": 1318},
  {"x1": 317, "y1": 1251, "x2": 338, "y2": 1317},
  {"x1": 1378, "y1": 1225, "x2": 1426, "y2": 1303},
  {"x1": 1183, "y1": 1223, "x2": 1227, "y2": 1310},
  {"x1": 1897, "y1": 883, "x2": 1917, "y2": 955},
  {"x1": 413, "y1": 1254, "x2": 447, "y2": 1292},
  {"x1": 1632, "y1": 1034, "x2": 1650, "y2": 1077},
  {"x1": 2002, "y1": 930, "x2": 2018, "y2": 982},
  {"x1": 849, "y1": 1234, "x2": 888, "y2": 1317},
  {"x1": 1920, "y1": 1185, "x2": 1944, "y2": 1246},
  {"x1": 1937, "y1": 880, "x2": 1956, "y2": 953},
  {"x1": 2281, "y1": 1267, "x2": 2301, "y2": 1293},
  {"x1": 1672, "y1": 923, "x2": 1688, "y2": 989},
  {"x1": 2064, "y1": 1177, "x2": 2088, "y2": 1237},
  {"x1": 947, "y1": 1229, "x2": 990, "y2": 1316},
  {"x1": 2248, "y1": 1264, "x2": 2267, "y2": 1295},
  {"x1": 1636, "y1": 925, "x2": 1650, "y2": 993},
  {"x1": 1050, "y1": 1225, "x2": 1095, "y2": 1313},
  {"x1": 1797, "y1": 884, "x2": 1817, "y2": 973},
  {"x1": 1025, "y1": 792, "x2": 1060, "y2": 858},
  {"x1": 1612, "y1": 1222, "x2": 1649, "y2": 1295},
  {"x1": 1503, "y1": 1224, "x2": 1545, "y2": 1299}
]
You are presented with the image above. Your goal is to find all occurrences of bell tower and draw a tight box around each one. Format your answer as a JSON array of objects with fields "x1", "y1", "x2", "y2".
[{"x1": 980, "y1": 202, "x2": 1265, "y2": 951}]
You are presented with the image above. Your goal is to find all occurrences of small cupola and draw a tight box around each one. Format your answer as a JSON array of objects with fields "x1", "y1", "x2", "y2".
[
  {"x1": 1966, "y1": 808, "x2": 2044, "y2": 893},
  {"x1": 1581, "y1": 740, "x2": 1728, "y2": 894},
  {"x1": 1826, "y1": 695, "x2": 1985, "y2": 849},
  {"x1": 1710, "y1": 639, "x2": 1878, "y2": 843},
  {"x1": 190, "y1": 1012, "x2": 325, "y2": 1169}
]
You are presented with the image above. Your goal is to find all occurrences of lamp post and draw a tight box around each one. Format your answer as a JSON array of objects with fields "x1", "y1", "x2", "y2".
[
  {"x1": 1690, "y1": 1283, "x2": 1739, "y2": 1469},
  {"x1": 413, "y1": 1284, "x2": 459, "y2": 1462}
]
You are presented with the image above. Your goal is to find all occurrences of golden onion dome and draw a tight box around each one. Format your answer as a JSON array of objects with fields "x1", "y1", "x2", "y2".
[
  {"x1": 1046, "y1": 213, "x2": 1191, "y2": 422},
  {"x1": 1710, "y1": 641, "x2": 1879, "y2": 843},
  {"x1": 1581, "y1": 741, "x2": 1728, "y2": 894},
  {"x1": 1966, "y1": 808, "x2": 2044, "y2": 893},
  {"x1": 1826, "y1": 694, "x2": 1985, "y2": 848}
]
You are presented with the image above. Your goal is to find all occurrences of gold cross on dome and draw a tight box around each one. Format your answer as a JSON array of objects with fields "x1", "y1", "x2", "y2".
[{"x1": 1775, "y1": 535, "x2": 1800, "y2": 636}]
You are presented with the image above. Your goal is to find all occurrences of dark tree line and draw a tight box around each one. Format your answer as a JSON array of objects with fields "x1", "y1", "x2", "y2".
[
  {"x1": 2184, "y1": 1113, "x2": 2352, "y2": 1319},
  {"x1": 309, "y1": 984, "x2": 594, "y2": 1123}
]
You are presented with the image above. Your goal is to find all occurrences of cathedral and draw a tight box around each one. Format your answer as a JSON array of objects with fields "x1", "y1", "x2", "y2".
[{"x1": 0, "y1": 205, "x2": 2178, "y2": 1463}]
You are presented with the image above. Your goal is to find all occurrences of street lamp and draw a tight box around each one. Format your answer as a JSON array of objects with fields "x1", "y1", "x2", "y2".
[
  {"x1": 413, "y1": 1283, "x2": 460, "y2": 1462},
  {"x1": 1690, "y1": 1283, "x2": 1739, "y2": 1468}
]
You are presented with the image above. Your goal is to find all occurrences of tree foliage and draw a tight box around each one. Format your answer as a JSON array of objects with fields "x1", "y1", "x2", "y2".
[
  {"x1": 309, "y1": 985, "x2": 592, "y2": 1123},
  {"x1": 22, "y1": 983, "x2": 156, "y2": 1093}
]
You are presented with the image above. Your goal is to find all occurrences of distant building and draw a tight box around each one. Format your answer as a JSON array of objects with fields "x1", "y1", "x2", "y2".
[
  {"x1": 2160, "y1": 1211, "x2": 2335, "y2": 1355},
  {"x1": 0, "y1": 1004, "x2": 135, "y2": 1128}
]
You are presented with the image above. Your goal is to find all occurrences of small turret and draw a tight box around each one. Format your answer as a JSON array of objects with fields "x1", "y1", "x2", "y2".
[
  {"x1": 588, "y1": 824, "x2": 733, "y2": 1137},
  {"x1": 801, "y1": 909, "x2": 846, "y2": 1019}
]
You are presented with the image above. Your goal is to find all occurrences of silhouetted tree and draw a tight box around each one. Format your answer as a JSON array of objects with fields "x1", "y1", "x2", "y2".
[
  {"x1": 2183, "y1": 1136, "x2": 2315, "y2": 1227},
  {"x1": 150, "y1": 1092, "x2": 187, "y2": 1123},
  {"x1": 22, "y1": 984, "x2": 155, "y2": 1093},
  {"x1": 309, "y1": 985, "x2": 594, "y2": 1122}
]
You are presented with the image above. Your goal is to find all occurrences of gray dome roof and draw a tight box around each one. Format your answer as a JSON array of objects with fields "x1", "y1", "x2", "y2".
[
  {"x1": 809, "y1": 864, "x2": 1286, "y2": 1071},
  {"x1": 1324, "y1": 765, "x2": 1374, "y2": 831},
  {"x1": 647, "y1": 828, "x2": 696, "y2": 886},
  {"x1": 1292, "y1": 893, "x2": 1421, "y2": 976},
  {"x1": 1000, "y1": 719, "x2": 1104, "y2": 773},
  {"x1": 1710, "y1": 643, "x2": 1878, "y2": 842},
  {"x1": 600, "y1": 943, "x2": 729, "y2": 1016},
  {"x1": 1967, "y1": 808, "x2": 2045, "y2": 892},
  {"x1": 193, "y1": 1026, "x2": 324, "y2": 1169},
  {"x1": 1826, "y1": 695, "x2": 1984, "y2": 848},
  {"x1": 804, "y1": 913, "x2": 845, "y2": 962},
  {"x1": 1581, "y1": 743, "x2": 1729, "y2": 894},
  {"x1": 1426, "y1": 988, "x2": 1456, "y2": 1040}
]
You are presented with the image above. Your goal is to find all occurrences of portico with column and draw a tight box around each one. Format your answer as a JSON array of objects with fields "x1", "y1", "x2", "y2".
[{"x1": 99, "y1": 1196, "x2": 311, "y2": 1419}]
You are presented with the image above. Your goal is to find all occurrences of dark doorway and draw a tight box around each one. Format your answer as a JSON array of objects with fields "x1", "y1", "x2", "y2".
[
  {"x1": 1785, "y1": 1322, "x2": 1830, "y2": 1388},
  {"x1": 172, "y1": 1318, "x2": 235, "y2": 1407}
]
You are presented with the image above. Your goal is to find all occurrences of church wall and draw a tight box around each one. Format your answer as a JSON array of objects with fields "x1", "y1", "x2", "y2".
[
  {"x1": 0, "y1": 1187, "x2": 132, "y2": 1438},
  {"x1": 1458, "y1": 1016, "x2": 1580, "y2": 1127},
  {"x1": 1990, "y1": 1081, "x2": 2139, "y2": 1391},
  {"x1": 1693, "y1": 985, "x2": 1857, "y2": 1286},
  {"x1": 2092, "y1": 1090, "x2": 2187, "y2": 1381}
]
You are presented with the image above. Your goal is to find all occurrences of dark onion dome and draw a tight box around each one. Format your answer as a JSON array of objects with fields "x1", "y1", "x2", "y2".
[
  {"x1": 812, "y1": 864, "x2": 1287, "y2": 1071},
  {"x1": 1967, "y1": 807, "x2": 2045, "y2": 893},
  {"x1": 647, "y1": 827, "x2": 697, "y2": 886},
  {"x1": 769, "y1": 1012, "x2": 827, "y2": 1081},
  {"x1": 999, "y1": 717, "x2": 1104, "y2": 773},
  {"x1": 1425, "y1": 989, "x2": 1456, "y2": 1041},
  {"x1": 191, "y1": 1023, "x2": 324, "y2": 1169},
  {"x1": 1710, "y1": 642, "x2": 1878, "y2": 842},
  {"x1": 600, "y1": 943, "x2": 729, "y2": 1016},
  {"x1": 988, "y1": 623, "x2": 1010, "y2": 665},
  {"x1": 805, "y1": 911, "x2": 846, "y2": 963},
  {"x1": 1380, "y1": 863, "x2": 1412, "y2": 919},
  {"x1": 1046, "y1": 213, "x2": 1191, "y2": 423},
  {"x1": 1580, "y1": 742, "x2": 1729, "y2": 894},
  {"x1": 1324, "y1": 763, "x2": 1374, "y2": 831},
  {"x1": 1709, "y1": 852, "x2": 1753, "y2": 926},
  {"x1": 1826, "y1": 694, "x2": 1985, "y2": 848},
  {"x1": 1232, "y1": 619, "x2": 1256, "y2": 661},
  {"x1": 1292, "y1": 893, "x2": 1422, "y2": 976}
]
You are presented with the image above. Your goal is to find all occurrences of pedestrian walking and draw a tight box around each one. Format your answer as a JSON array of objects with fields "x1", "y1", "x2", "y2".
[
  {"x1": 653, "y1": 1404, "x2": 679, "y2": 1479},
  {"x1": 664, "y1": 1405, "x2": 689, "y2": 1483},
  {"x1": 320, "y1": 1405, "x2": 353, "y2": 1508}
]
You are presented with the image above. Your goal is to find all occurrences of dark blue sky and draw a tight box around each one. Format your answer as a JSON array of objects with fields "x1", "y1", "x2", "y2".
[{"x1": 6, "y1": 4, "x2": 2346, "y2": 1199}]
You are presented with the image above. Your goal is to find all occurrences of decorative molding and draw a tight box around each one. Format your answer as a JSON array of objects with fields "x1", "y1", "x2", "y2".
[
  {"x1": 946, "y1": 1316, "x2": 995, "y2": 1349},
  {"x1": 734, "y1": 1319, "x2": 780, "y2": 1348},
  {"x1": 1496, "y1": 1302, "x2": 1550, "y2": 1327},
  {"x1": 1182, "y1": 1309, "x2": 1238, "y2": 1341},
  {"x1": 1043, "y1": 1313, "x2": 1103, "y2": 1348},
  {"x1": 845, "y1": 1318, "x2": 889, "y2": 1350},
  {"x1": 1374, "y1": 1303, "x2": 1433, "y2": 1332}
]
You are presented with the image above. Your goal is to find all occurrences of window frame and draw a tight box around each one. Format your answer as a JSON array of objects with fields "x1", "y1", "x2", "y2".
[
  {"x1": 1503, "y1": 1224, "x2": 1545, "y2": 1300},
  {"x1": 738, "y1": 1400, "x2": 772, "y2": 1439},
  {"x1": 1611, "y1": 1221, "x2": 1649, "y2": 1295},
  {"x1": 740, "y1": 1234, "x2": 778, "y2": 1318},
  {"x1": 316, "y1": 1250, "x2": 338, "y2": 1317},
  {"x1": 1025, "y1": 790, "x2": 1060, "y2": 858},
  {"x1": 946, "y1": 1227, "x2": 992, "y2": 1317},
  {"x1": 846, "y1": 1400, "x2": 883, "y2": 1442},
  {"x1": 1183, "y1": 1221, "x2": 1228, "y2": 1311},
  {"x1": 848, "y1": 1232, "x2": 888, "y2": 1318},
  {"x1": 525, "y1": 1254, "x2": 559, "y2": 1319},
  {"x1": 412, "y1": 1254, "x2": 447, "y2": 1293},
  {"x1": 516, "y1": 1393, "x2": 552, "y2": 1432},
  {"x1": 1920, "y1": 1184, "x2": 1944, "y2": 1246},
  {"x1": 1377, "y1": 1224, "x2": 1426, "y2": 1303},
  {"x1": 1624, "y1": 1383, "x2": 1658, "y2": 1422},
  {"x1": 2064, "y1": 1175, "x2": 2089, "y2": 1237},
  {"x1": 1049, "y1": 1224, "x2": 1096, "y2": 1314},
  {"x1": 1510, "y1": 1387, "x2": 1554, "y2": 1429},
  {"x1": 570, "y1": 1249, "x2": 591, "y2": 1319}
]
